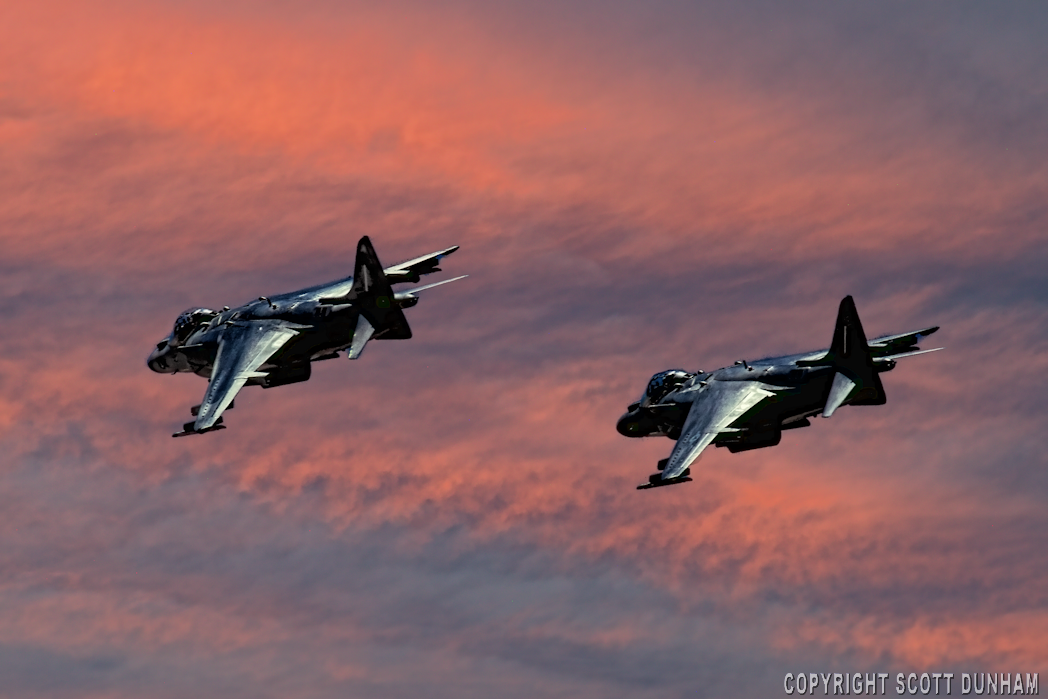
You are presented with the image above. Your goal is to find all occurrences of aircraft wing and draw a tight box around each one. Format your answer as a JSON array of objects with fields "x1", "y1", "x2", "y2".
[
  {"x1": 383, "y1": 245, "x2": 459, "y2": 284},
  {"x1": 175, "y1": 320, "x2": 305, "y2": 436},
  {"x1": 660, "y1": 381, "x2": 777, "y2": 480}
]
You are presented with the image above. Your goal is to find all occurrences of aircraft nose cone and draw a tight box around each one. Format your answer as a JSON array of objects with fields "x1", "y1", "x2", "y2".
[
  {"x1": 147, "y1": 342, "x2": 173, "y2": 373},
  {"x1": 617, "y1": 411, "x2": 640, "y2": 437}
]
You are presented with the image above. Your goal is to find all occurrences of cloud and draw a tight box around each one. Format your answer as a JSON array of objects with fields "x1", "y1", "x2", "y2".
[{"x1": 1, "y1": 0, "x2": 1046, "y2": 696}]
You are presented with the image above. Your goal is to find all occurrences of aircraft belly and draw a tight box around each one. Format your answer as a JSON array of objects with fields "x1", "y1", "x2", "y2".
[
  {"x1": 723, "y1": 383, "x2": 826, "y2": 432},
  {"x1": 774, "y1": 383, "x2": 829, "y2": 425},
  {"x1": 267, "y1": 322, "x2": 355, "y2": 365}
]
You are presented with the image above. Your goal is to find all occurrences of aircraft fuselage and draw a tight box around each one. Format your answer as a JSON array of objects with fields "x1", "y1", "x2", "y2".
[
  {"x1": 616, "y1": 353, "x2": 893, "y2": 452},
  {"x1": 147, "y1": 295, "x2": 367, "y2": 385}
]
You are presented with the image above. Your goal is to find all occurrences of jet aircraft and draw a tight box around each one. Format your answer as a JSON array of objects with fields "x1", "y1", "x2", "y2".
[
  {"x1": 148, "y1": 237, "x2": 463, "y2": 437},
  {"x1": 617, "y1": 296, "x2": 941, "y2": 489}
]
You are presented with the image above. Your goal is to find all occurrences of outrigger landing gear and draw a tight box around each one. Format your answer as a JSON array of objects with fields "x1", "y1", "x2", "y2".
[
  {"x1": 174, "y1": 401, "x2": 235, "y2": 437},
  {"x1": 636, "y1": 467, "x2": 691, "y2": 490},
  {"x1": 173, "y1": 417, "x2": 226, "y2": 438}
]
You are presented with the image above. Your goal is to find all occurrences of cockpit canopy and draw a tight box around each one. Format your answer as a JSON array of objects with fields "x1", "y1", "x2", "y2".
[
  {"x1": 644, "y1": 369, "x2": 695, "y2": 405},
  {"x1": 172, "y1": 307, "x2": 217, "y2": 343}
]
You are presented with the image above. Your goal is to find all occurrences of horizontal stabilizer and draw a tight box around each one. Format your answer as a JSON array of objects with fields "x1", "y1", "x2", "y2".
[
  {"x1": 392, "y1": 275, "x2": 468, "y2": 307},
  {"x1": 876, "y1": 346, "x2": 944, "y2": 362},
  {"x1": 399, "y1": 275, "x2": 468, "y2": 295},
  {"x1": 822, "y1": 371, "x2": 856, "y2": 418},
  {"x1": 347, "y1": 314, "x2": 375, "y2": 360}
]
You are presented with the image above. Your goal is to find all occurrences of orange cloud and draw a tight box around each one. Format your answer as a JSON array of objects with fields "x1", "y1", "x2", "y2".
[
  {"x1": 4, "y1": 0, "x2": 1043, "y2": 282},
  {"x1": 2, "y1": 1, "x2": 1046, "y2": 694}
]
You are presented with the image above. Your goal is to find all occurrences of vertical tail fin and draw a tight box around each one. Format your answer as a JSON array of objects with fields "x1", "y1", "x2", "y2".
[
  {"x1": 822, "y1": 296, "x2": 886, "y2": 415},
  {"x1": 829, "y1": 295, "x2": 871, "y2": 360},
  {"x1": 345, "y1": 237, "x2": 411, "y2": 359}
]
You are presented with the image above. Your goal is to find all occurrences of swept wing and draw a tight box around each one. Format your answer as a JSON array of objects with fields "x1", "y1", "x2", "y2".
[
  {"x1": 175, "y1": 320, "x2": 306, "y2": 436},
  {"x1": 660, "y1": 381, "x2": 778, "y2": 480}
]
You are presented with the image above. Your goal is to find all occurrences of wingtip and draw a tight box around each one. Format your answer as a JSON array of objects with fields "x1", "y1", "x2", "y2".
[
  {"x1": 173, "y1": 423, "x2": 226, "y2": 437},
  {"x1": 636, "y1": 475, "x2": 692, "y2": 490}
]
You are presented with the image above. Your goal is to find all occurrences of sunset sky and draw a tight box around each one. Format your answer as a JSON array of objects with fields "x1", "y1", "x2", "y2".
[{"x1": 1, "y1": 1, "x2": 1046, "y2": 697}]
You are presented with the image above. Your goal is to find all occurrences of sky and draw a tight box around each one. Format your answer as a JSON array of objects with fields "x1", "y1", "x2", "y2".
[{"x1": 1, "y1": 1, "x2": 1046, "y2": 697}]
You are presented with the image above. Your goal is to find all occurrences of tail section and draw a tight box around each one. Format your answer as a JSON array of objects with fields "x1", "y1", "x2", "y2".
[
  {"x1": 344, "y1": 237, "x2": 412, "y2": 359},
  {"x1": 346, "y1": 314, "x2": 377, "y2": 360},
  {"x1": 822, "y1": 296, "x2": 886, "y2": 416},
  {"x1": 323, "y1": 237, "x2": 464, "y2": 360},
  {"x1": 829, "y1": 295, "x2": 871, "y2": 361}
]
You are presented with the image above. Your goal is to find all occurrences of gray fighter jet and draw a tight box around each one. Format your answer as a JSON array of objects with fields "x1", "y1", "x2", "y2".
[
  {"x1": 617, "y1": 296, "x2": 941, "y2": 489},
  {"x1": 148, "y1": 237, "x2": 463, "y2": 437}
]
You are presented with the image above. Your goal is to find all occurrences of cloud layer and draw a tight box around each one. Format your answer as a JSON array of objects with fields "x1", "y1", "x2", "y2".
[{"x1": 2, "y1": 1, "x2": 1046, "y2": 696}]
